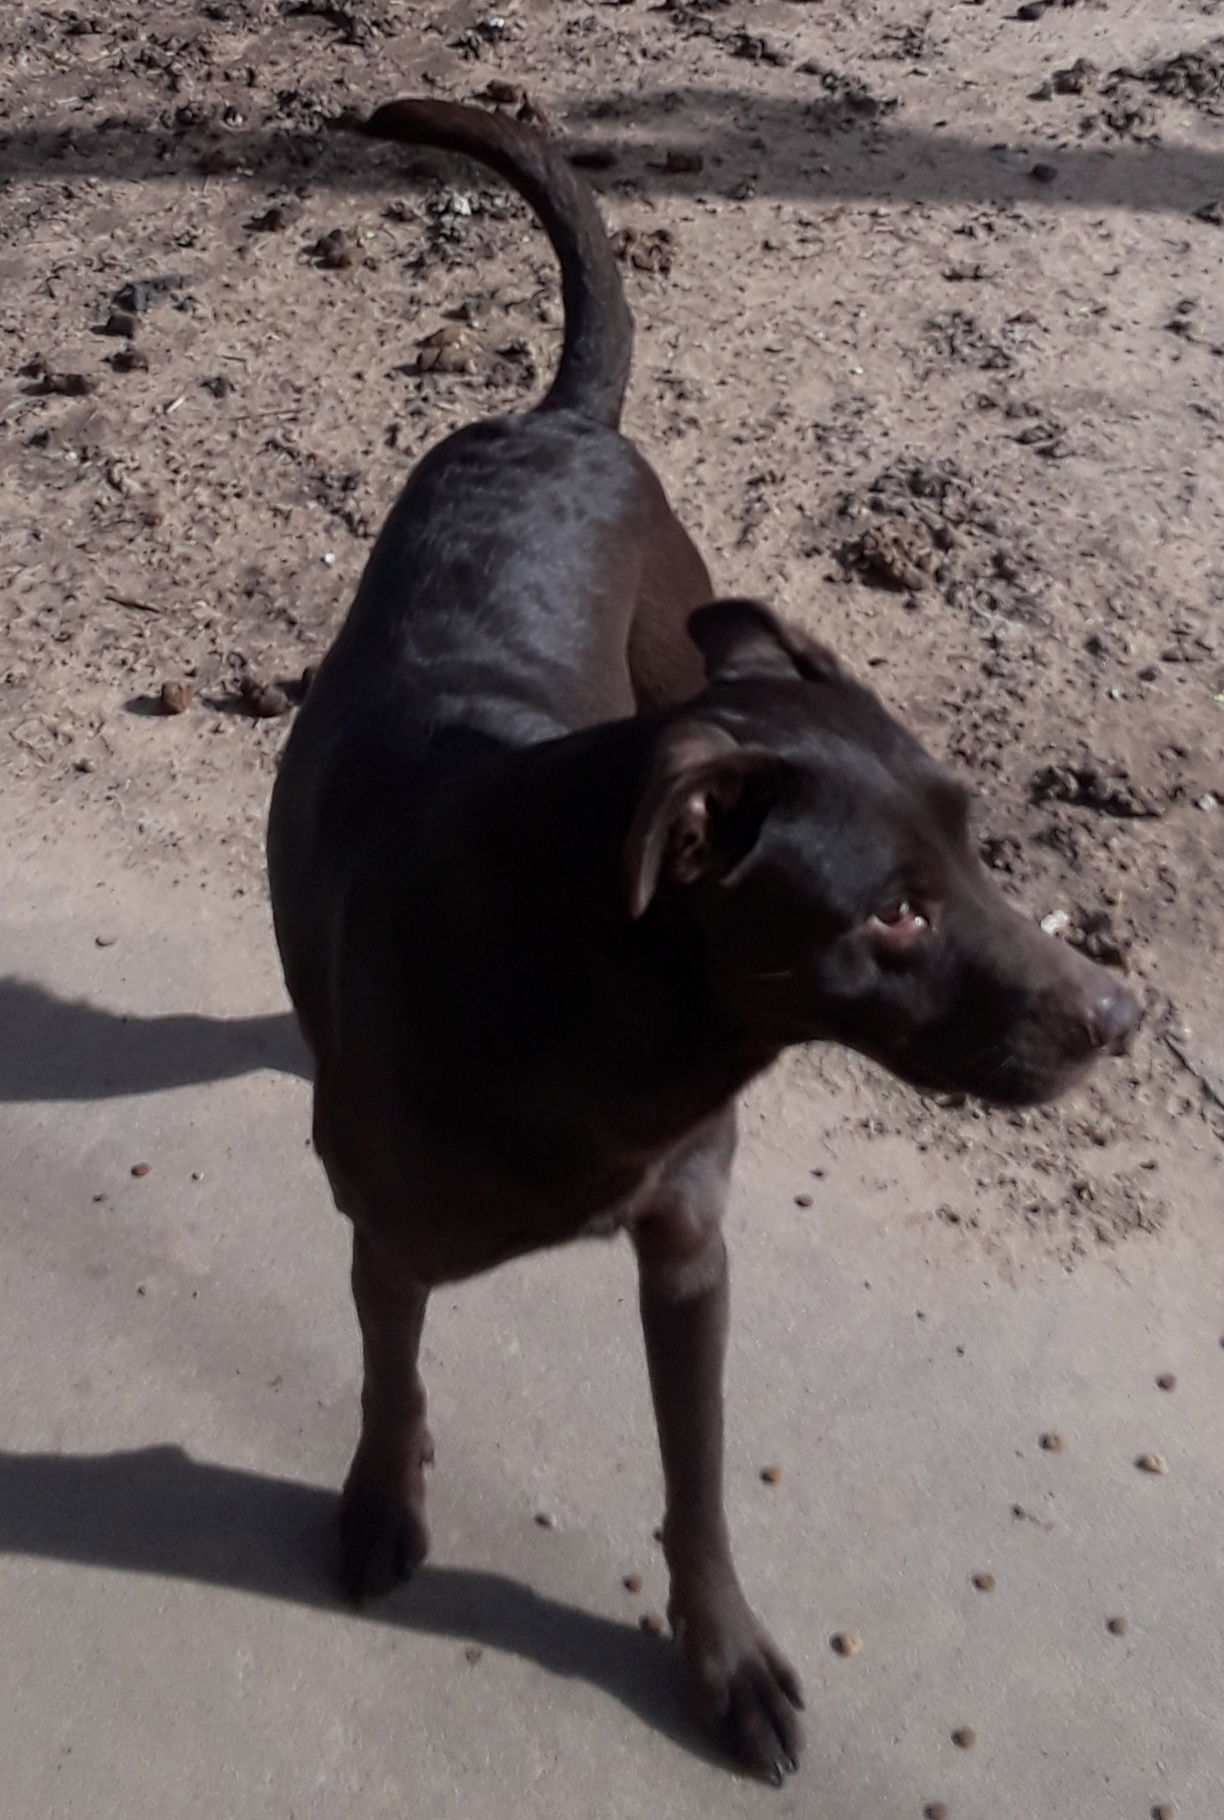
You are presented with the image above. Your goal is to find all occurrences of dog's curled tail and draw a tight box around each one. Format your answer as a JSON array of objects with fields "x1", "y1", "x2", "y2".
[{"x1": 359, "y1": 99, "x2": 633, "y2": 430}]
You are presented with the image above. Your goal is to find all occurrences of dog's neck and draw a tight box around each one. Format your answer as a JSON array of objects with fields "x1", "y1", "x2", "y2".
[{"x1": 392, "y1": 719, "x2": 781, "y2": 1161}]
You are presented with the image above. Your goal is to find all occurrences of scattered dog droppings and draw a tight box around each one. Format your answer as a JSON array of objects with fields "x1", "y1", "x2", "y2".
[
  {"x1": 830, "y1": 1631, "x2": 863, "y2": 1657},
  {"x1": 622, "y1": 1572, "x2": 643, "y2": 1595},
  {"x1": 1136, "y1": 1453, "x2": 1168, "y2": 1475},
  {"x1": 972, "y1": 1572, "x2": 996, "y2": 1592},
  {"x1": 1156, "y1": 1373, "x2": 1178, "y2": 1392},
  {"x1": 760, "y1": 1464, "x2": 783, "y2": 1485},
  {"x1": 130, "y1": 1161, "x2": 151, "y2": 1178},
  {"x1": 1107, "y1": 1616, "x2": 1130, "y2": 1636},
  {"x1": 951, "y1": 1727, "x2": 976, "y2": 1751},
  {"x1": 1040, "y1": 1431, "x2": 1065, "y2": 1453},
  {"x1": 639, "y1": 1610, "x2": 666, "y2": 1635}
]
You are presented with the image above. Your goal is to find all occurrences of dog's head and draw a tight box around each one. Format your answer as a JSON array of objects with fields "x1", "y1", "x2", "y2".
[{"x1": 624, "y1": 600, "x2": 1139, "y2": 1105}]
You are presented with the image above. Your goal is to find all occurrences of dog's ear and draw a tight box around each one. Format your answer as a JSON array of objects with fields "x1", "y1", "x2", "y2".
[
  {"x1": 687, "y1": 598, "x2": 843, "y2": 686},
  {"x1": 625, "y1": 721, "x2": 789, "y2": 919}
]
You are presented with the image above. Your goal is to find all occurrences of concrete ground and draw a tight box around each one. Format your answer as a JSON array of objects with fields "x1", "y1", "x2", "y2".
[{"x1": 2, "y1": 801, "x2": 1221, "y2": 1820}]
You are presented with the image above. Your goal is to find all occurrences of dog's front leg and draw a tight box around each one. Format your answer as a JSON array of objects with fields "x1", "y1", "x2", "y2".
[
  {"x1": 633, "y1": 1205, "x2": 804, "y2": 1783},
  {"x1": 338, "y1": 1227, "x2": 433, "y2": 1603}
]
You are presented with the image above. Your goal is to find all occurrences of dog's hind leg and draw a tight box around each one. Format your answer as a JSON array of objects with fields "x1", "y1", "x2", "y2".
[{"x1": 338, "y1": 1227, "x2": 433, "y2": 1602}]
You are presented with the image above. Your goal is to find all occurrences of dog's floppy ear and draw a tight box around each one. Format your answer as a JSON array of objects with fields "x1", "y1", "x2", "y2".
[
  {"x1": 688, "y1": 598, "x2": 843, "y2": 686},
  {"x1": 625, "y1": 720, "x2": 789, "y2": 919}
]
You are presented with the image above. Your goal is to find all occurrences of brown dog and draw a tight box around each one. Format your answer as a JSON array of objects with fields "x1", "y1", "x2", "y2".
[{"x1": 267, "y1": 100, "x2": 1139, "y2": 1783}]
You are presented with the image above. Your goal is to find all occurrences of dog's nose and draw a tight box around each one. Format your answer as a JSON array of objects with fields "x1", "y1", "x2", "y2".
[{"x1": 1087, "y1": 979, "x2": 1142, "y2": 1056}]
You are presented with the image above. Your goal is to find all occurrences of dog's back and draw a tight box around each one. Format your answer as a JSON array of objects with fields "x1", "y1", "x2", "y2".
[{"x1": 268, "y1": 101, "x2": 711, "y2": 1064}]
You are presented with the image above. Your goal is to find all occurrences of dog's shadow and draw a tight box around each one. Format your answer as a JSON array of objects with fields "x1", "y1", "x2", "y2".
[
  {"x1": 0, "y1": 976, "x2": 311, "y2": 1101},
  {"x1": 0, "y1": 1443, "x2": 700, "y2": 1754},
  {"x1": 0, "y1": 995, "x2": 707, "y2": 1756}
]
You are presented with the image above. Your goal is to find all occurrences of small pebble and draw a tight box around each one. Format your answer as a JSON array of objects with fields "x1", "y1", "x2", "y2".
[
  {"x1": 94, "y1": 934, "x2": 117, "y2": 948},
  {"x1": 830, "y1": 1631, "x2": 862, "y2": 1657},
  {"x1": 663, "y1": 149, "x2": 704, "y2": 174},
  {"x1": 1152, "y1": 1804, "x2": 1177, "y2": 1820},
  {"x1": 1030, "y1": 162, "x2": 1058, "y2": 184},
  {"x1": 249, "y1": 199, "x2": 303, "y2": 233},
  {"x1": 972, "y1": 1572, "x2": 996, "y2": 1592},
  {"x1": 1156, "y1": 1374, "x2": 1177, "y2": 1392},
  {"x1": 239, "y1": 677, "x2": 292, "y2": 719},
  {"x1": 36, "y1": 369, "x2": 96, "y2": 396},
  {"x1": 533, "y1": 1510, "x2": 555, "y2": 1528},
  {"x1": 622, "y1": 1573, "x2": 643, "y2": 1595},
  {"x1": 463, "y1": 1644, "x2": 483, "y2": 1664},
  {"x1": 420, "y1": 322, "x2": 468, "y2": 348},
  {"x1": 794, "y1": 1192, "x2": 813, "y2": 1208},
  {"x1": 1016, "y1": 0, "x2": 1050, "y2": 17},
  {"x1": 1106, "y1": 1616, "x2": 1129, "y2": 1637},
  {"x1": 760, "y1": 1464, "x2": 782, "y2": 1485},
  {"x1": 1040, "y1": 1432, "x2": 1065, "y2": 1453},
  {"x1": 639, "y1": 1610, "x2": 666, "y2": 1635},
  {"x1": 110, "y1": 346, "x2": 149, "y2": 373},
  {"x1": 311, "y1": 228, "x2": 356, "y2": 270},
  {"x1": 100, "y1": 309, "x2": 139, "y2": 339},
  {"x1": 1136, "y1": 1453, "x2": 1167, "y2": 1475},
  {"x1": 131, "y1": 1162, "x2": 151, "y2": 1178},
  {"x1": 417, "y1": 341, "x2": 477, "y2": 375},
  {"x1": 569, "y1": 146, "x2": 619, "y2": 170},
  {"x1": 951, "y1": 1728, "x2": 976, "y2": 1751},
  {"x1": 159, "y1": 679, "x2": 192, "y2": 715},
  {"x1": 924, "y1": 1806, "x2": 949, "y2": 1820}
]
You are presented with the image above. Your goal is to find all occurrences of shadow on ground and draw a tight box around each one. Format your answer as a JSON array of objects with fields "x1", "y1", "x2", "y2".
[
  {"x1": 0, "y1": 977, "x2": 310, "y2": 1101},
  {"x1": 2, "y1": 93, "x2": 1222, "y2": 215},
  {"x1": 0, "y1": 1442, "x2": 702, "y2": 1758}
]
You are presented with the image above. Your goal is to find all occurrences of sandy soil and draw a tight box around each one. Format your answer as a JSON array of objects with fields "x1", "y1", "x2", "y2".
[
  {"x1": 1, "y1": 3, "x2": 1222, "y2": 1814},
  {"x1": 3, "y1": 0, "x2": 1221, "y2": 1266}
]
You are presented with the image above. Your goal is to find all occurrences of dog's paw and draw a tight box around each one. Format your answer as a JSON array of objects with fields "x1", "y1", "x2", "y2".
[
  {"x1": 674, "y1": 1598, "x2": 804, "y2": 1784},
  {"x1": 337, "y1": 1486, "x2": 430, "y2": 1603}
]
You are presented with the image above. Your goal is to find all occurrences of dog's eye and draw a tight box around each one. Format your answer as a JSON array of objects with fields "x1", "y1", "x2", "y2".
[
  {"x1": 876, "y1": 897, "x2": 911, "y2": 925},
  {"x1": 869, "y1": 898, "x2": 931, "y2": 947}
]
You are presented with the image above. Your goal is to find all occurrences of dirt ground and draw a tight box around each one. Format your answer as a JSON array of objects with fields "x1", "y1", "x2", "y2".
[
  {"x1": 1, "y1": 1, "x2": 1223, "y2": 1814},
  {"x1": 2, "y1": 0, "x2": 1222, "y2": 1265}
]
